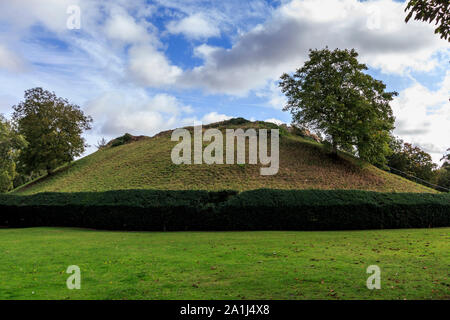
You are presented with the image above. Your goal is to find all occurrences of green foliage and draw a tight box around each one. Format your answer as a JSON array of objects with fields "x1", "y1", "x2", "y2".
[
  {"x1": 0, "y1": 189, "x2": 448, "y2": 230},
  {"x1": 441, "y1": 148, "x2": 450, "y2": 168},
  {"x1": 435, "y1": 168, "x2": 450, "y2": 191},
  {"x1": 12, "y1": 170, "x2": 46, "y2": 190},
  {"x1": 387, "y1": 136, "x2": 437, "y2": 183},
  {"x1": 110, "y1": 133, "x2": 133, "y2": 147},
  {"x1": 12, "y1": 88, "x2": 92, "y2": 175},
  {"x1": 290, "y1": 126, "x2": 322, "y2": 143},
  {"x1": 257, "y1": 121, "x2": 289, "y2": 137},
  {"x1": 436, "y1": 148, "x2": 450, "y2": 191},
  {"x1": 223, "y1": 189, "x2": 449, "y2": 230},
  {"x1": 405, "y1": 0, "x2": 449, "y2": 41},
  {"x1": 280, "y1": 48, "x2": 397, "y2": 166},
  {"x1": 0, "y1": 115, "x2": 27, "y2": 192},
  {"x1": 219, "y1": 117, "x2": 250, "y2": 126}
]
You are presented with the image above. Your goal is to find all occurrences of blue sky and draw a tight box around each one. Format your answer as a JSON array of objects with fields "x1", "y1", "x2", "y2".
[{"x1": 0, "y1": 0, "x2": 448, "y2": 162}]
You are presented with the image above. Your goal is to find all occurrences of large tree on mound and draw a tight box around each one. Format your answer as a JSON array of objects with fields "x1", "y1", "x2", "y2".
[
  {"x1": 280, "y1": 48, "x2": 397, "y2": 165},
  {"x1": 13, "y1": 88, "x2": 92, "y2": 175}
]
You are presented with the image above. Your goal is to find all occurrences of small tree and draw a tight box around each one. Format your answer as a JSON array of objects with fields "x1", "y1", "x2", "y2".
[
  {"x1": 0, "y1": 115, "x2": 26, "y2": 192},
  {"x1": 436, "y1": 148, "x2": 450, "y2": 191},
  {"x1": 96, "y1": 137, "x2": 108, "y2": 150},
  {"x1": 280, "y1": 48, "x2": 397, "y2": 165},
  {"x1": 387, "y1": 136, "x2": 437, "y2": 182},
  {"x1": 13, "y1": 88, "x2": 92, "y2": 175},
  {"x1": 405, "y1": 0, "x2": 449, "y2": 41},
  {"x1": 441, "y1": 148, "x2": 450, "y2": 167},
  {"x1": 436, "y1": 170, "x2": 450, "y2": 191}
]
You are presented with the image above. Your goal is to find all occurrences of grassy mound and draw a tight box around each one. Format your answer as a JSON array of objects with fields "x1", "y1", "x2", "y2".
[{"x1": 13, "y1": 119, "x2": 436, "y2": 194}]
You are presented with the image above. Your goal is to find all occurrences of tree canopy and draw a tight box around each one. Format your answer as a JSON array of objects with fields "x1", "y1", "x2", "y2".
[
  {"x1": 387, "y1": 136, "x2": 437, "y2": 183},
  {"x1": 405, "y1": 0, "x2": 449, "y2": 41},
  {"x1": 12, "y1": 88, "x2": 92, "y2": 175},
  {"x1": 0, "y1": 115, "x2": 26, "y2": 192},
  {"x1": 280, "y1": 48, "x2": 397, "y2": 165},
  {"x1": 436, "y1": 148, "x2": 450, "y2": 191},
  {"x1": 441, "y1": 148, "x2": 450, "y2": 167}
]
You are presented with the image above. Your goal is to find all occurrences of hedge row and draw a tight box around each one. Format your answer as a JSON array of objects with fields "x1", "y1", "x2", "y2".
[{"x1": 0, "y1": 189, "x2": 448, "y2": 231}]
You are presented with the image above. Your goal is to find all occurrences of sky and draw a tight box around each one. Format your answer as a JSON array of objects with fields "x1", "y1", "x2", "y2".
[{"x1": 0, "y1": 0, "x2": 448, "y2": 163}]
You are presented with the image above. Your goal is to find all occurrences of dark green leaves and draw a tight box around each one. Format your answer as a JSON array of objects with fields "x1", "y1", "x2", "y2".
[
  {"x1": 12, "y1": 88, "x2": 92, "y2": 175},
  {"x1": 0, "y1": 115, "x2": 26, "y2": 192},
  {"x1": 280, "y1": 48, "x2": 397, "y2": 165},
  {"x1": 405, "y1": 0, "x2": 449, "y2": 41}
]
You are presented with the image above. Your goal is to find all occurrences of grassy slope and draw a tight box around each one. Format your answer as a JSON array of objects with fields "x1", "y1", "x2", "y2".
[
  {"x1": 0, "y1": 227, "x2": 448, "y2": 300},
  {"x1": 13, "y1": 121, "x2": 436, "y2": 194}
]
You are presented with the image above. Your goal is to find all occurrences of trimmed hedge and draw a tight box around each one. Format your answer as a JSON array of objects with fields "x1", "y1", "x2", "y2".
[
  {"x1": 0, "y1": 189, "x2": 448, "y2": 231},
  {"x1": 218, "y1": 190, "x2": 450, "y2": 230}
]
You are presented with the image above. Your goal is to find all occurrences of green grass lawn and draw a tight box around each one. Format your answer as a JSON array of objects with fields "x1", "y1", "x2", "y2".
[{"x1": 0, "y1": 227, "x2": 448, "y2": 300}]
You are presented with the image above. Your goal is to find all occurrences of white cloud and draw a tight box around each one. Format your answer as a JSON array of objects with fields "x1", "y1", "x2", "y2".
[
  {"x1": 0, "y1": 0, "x2": 155, "y2": 35},
  {"x1": 167, "y1": 13, "x2": 220, "y2": 40},
  {"x1": 102, "y1": 110, "x2": 167, "y2": 136},
  {"x1": 255, "y1": 81, "x2": 287, "y2": 109},
  {"x1": 0, "y1": 45, "x2": 27, "y2": 72},
  {"x1": 264, "y1": 118, "x2": 285, "y2": 125},
  {"x1": 104, "y1": 8, "x2": 155, "y2": 45},
  {"x1": 201, "y1": 112, "x2": 232, "y2": 124},
  {"x1": 7, "y1": 0, "x2": 445, "y2": 96},
  {"x1": 159, "y1": 0, "x2": 272, "y2": 38},
  {"x1": 180, "y1": 0, "x2": 448, "y2": 95},
  {"x1": 148, "y1": 94, "x2": 193, "y2": 115},
  {"x1": 193, "y1": 44, "x2": 220, "y2": 59},
  {"x1": 128, "y1": 45, "x2": 182, "y2": 87},
  {"x1": 0, "y1": 0, "x2": 448, "y2": 166},
  {"x1": 85, "y1": 89, "x2": 192, "y2": 137},
  {"x1": 392, "y1": 72, "x2": 450, "y2": 163},
  {"x1": 0, "y1": 0, "x2": 78, "y2": 32}
]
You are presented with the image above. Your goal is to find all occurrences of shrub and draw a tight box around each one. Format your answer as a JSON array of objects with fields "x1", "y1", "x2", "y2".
[
  {"x1": 0, "y1": 189, "x2": 448, "y2": 231},
  {"x1": 110, "y1": 133, "x2": 133, "y2": 147},
  {"x1": 218, "y1": 189, "x2": 450, "y2": 230},
  {"x1": 221, "y1": 118, "x2": 251, "y2": 126}
]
